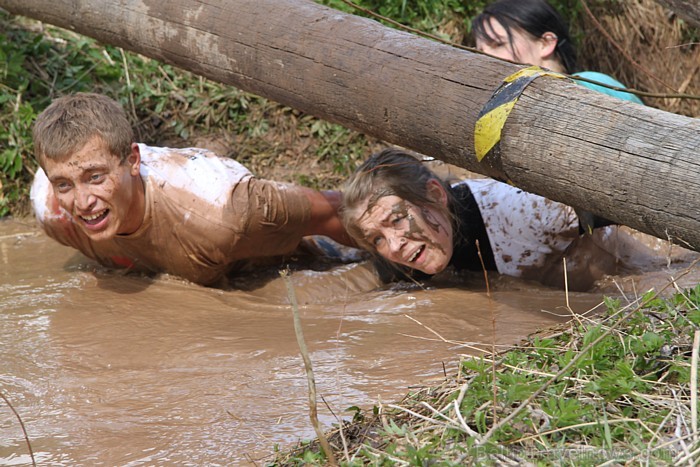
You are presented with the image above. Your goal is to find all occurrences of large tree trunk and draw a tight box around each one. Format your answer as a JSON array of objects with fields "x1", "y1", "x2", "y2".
[{"x1": 3, "y1": 0, "x2": 700, "y2": 251}]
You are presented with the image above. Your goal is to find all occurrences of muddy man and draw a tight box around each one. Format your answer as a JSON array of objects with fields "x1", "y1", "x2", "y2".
[{"x1": 30, "y1": 92, "x2": 354, "y2": 286}]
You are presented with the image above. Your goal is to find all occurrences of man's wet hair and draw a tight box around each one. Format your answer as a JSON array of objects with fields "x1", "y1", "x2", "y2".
[{"x1": 33, "y1": 92, "x2": 134, "y2": 167}]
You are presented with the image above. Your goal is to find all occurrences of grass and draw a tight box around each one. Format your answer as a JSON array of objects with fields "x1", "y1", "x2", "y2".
[
  {"x1": 0, "y1": 8, "x2": 380, "y2": 216},
  {"x1": 272, "y1": 281, "x2": 700, "y2": 465}
]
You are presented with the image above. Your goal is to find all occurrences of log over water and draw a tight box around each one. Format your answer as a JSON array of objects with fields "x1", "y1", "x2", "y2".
[{"x1": 2, "y1": 0, "x2": 699, "y2": 251}]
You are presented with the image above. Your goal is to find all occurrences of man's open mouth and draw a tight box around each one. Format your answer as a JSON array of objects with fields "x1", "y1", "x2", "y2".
[{"x1": 80, "y1": 209, "x2": 109, "y2": 226}]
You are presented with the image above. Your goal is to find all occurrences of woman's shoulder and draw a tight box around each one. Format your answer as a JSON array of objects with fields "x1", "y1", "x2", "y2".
[
  {"x1": 574, "y1": 71, "x2": 625, "y2": 86},
  {"x1": 573, "y1": 71, "x2": 644, "y2": 104}
]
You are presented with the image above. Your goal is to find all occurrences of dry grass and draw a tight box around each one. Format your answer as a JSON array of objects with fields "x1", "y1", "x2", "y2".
[{"x1": 578, "y1": 0, "x2": 699, "y2": 117}]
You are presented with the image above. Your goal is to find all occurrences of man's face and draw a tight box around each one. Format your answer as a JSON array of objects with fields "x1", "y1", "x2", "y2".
[
  {"x1": 356, "y1": 193, "x2": 453, "y2": 275},
  {"x1": 43, "y1": 136, "x2": 143, "y2": 242}
]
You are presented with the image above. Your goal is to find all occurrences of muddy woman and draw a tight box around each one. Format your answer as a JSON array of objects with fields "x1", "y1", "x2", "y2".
[{"x1": 340, "y1": 148, "x2": 668, "y2": 291}]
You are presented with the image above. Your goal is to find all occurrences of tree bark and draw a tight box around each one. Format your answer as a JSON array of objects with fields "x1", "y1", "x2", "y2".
[
  {"x1": 2, "y1": 0, "x2": 700, "y2": 251},
  {"x1": 656, "y1": 0, "x2": 700, "y2": 28}
]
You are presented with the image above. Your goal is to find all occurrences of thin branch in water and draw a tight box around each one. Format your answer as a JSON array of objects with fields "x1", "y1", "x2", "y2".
[
  {"x1": 331, "y1": 280, "x2": 352, "y2": 464},
  {"x1": 476, "y1": 239, "x2": 498, "y2": 426},
  {"x1": 281, "y1": 269, "x2": 337, "y2": 466},
  {"x1": 400, "y1": 315, "x2": 501, "y2": 355},
  {"x1": 0, "y1": 389, "x2": 36, "y2": 467},
  {"x1": 476, "y1": 239, "x2": 491, "y2": 298}
]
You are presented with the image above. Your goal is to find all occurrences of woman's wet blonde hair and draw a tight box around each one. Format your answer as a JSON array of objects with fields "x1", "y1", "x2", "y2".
[
  {"x1": 341, "y1": 148, "x2": 455, "y2": 252},
  {"x1": 32, "y1": 92, "x2": 134, "y2": 167}
]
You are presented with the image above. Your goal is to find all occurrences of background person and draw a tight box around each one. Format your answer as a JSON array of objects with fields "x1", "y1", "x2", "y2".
[
  {"x1": 472, "y1": 0, "x2": 644, "y2": 104},
  {"x1": 30, "y1": 92, "x2": 355, "y2": 287}
]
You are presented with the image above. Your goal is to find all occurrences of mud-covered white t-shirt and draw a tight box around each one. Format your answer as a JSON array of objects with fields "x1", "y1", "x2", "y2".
[
  {"x1": 30, "y1": 144, "x2": 311, "y2": 285},
  {"x1": 460, "y1": 179, "x2": 580, "y2": 277}
]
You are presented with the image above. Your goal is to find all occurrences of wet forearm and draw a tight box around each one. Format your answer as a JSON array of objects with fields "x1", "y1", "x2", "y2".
[{"x1": 302, "y1": 188, "x2": 356, "y2": 247}]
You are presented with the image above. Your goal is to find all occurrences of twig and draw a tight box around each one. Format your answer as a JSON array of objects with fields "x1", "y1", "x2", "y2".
[
  {"x1": 515, "y1": 417, "x2": 644, "y2": 444},
  {"x1": 281, "y1": 269, "x2": 337, "y2": 465},
  {"x1": 475, "y1": 239, "x2": 498, "y2": 424},
  {"x1": 119, "y1": 47, "x2": 138, "y2": 123},
  {"x1": 563, "y1": 256, "x2": 571, "y2": 311},
  {"x1": 489, "y1": 327, "x2": 499, "y2": 423},
  {"x1": 676, "y1": 48, "x2": 700, "y2": 95},
  {"x1": 476, "y1": 239, "x2": 491, "y2": 298},
  {"x1": 328, "y1": 278, "x2": 352, "y2": 463},
  {"x1": 691, "y1": 330, "x2": 699, "y2": 443},
  {"x1": 562, "y1": 257, "x2": 584, "y2": 327},
  {"x1": 0, "y1": 390, "x2": 36, "y2": 467},
  {"x1": 490, "y1": 307, "x2": 498, "y2": 425},
  {"x1": 675, "y1": 444, "x2": 700, "y2": 465},
  {"x1": 418, "y1": 399, "x2": 482, "y2": 440},
  {"x1": 453, "y1": 400, "x2": 482, "y2": 438},
  {"x1": 400, "y1": 315, "x2": 497, "y2": 354},
  {"x1": 385, "y1": 403, "x2": 455, "y2": 430},
  {"x1": 579, "y1": 0, "x2": 676, "y2": 93}
]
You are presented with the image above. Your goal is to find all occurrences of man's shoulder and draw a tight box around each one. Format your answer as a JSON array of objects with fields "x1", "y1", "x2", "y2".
[
  {"x1": 455, "y1": 177, "x2": 519, "y2": 199},
  {"x1": 139, "y1": 144, "x2": 252, "y2": 177},
  {"x1": 139, "y1": 144, "x2": 253, "y2": 205},
  {"x1": 30, "y1": 167, "x2": 52, "y2": 221}
]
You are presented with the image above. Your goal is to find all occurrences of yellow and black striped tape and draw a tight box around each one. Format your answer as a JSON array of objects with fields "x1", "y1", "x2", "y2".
[{"x1": 474, "y1": 66, "x2": 567, "y2": 177}]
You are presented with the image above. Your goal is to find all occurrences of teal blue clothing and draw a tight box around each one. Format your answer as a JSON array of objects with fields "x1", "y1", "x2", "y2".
[{"x1": 573, "y1": 71, "x2": 644, "y2": 105}]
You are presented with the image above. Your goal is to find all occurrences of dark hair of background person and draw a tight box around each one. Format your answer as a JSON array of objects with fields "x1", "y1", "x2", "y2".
[{"x1": 471, "y1": 0, "x2": 579, "y2": 73}]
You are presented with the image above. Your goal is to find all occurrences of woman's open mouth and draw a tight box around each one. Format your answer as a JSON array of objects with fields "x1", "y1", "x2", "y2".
[{"x1": 408, "y1": 245, "x2": 425, "y2": 263}]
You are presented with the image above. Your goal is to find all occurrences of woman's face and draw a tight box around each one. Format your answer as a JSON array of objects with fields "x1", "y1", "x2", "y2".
[
  {"x1": 475, "y1": 17, "x2": 549, "y2": 68},
  {"x1": 355, "y1": 187, "x2": 453, "y2": 275}
]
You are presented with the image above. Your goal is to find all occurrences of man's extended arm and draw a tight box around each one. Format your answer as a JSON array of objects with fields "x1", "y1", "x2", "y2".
[{"x1": 300, "y1": 188, "x2": 356, "y2": 247}]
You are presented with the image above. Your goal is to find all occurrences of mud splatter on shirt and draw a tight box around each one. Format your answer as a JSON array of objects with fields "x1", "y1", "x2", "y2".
[{"x1": 457, "y1": 179, "x2": 579, "y2": 277}]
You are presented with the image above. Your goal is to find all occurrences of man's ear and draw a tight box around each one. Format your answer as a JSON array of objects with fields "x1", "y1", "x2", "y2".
[
  {"x1": 426, "y1": 178, "x2": 448, "y2": 207},
  {"x1": 128, "y1": 143, "x2": 141, "y2": 176}
]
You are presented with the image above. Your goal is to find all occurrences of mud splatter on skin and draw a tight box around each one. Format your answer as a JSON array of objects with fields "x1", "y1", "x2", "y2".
[
  {"x1": 416, "y1": 206, "x2": 448, "y2": 255},
  {"x1": 364, "y1": 188, "x2": 396, "y2": 212},
  {"x1": 354, "y1": 189, "x2": 397, "y2": 246},
  {"x1": 359, "y1": 196, "x2": 449, "y2": 256}
]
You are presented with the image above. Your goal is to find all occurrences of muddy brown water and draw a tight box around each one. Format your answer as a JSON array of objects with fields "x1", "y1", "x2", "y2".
[{"x1": 1, "y1": 217, "x2": 698, "y2": 465}]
